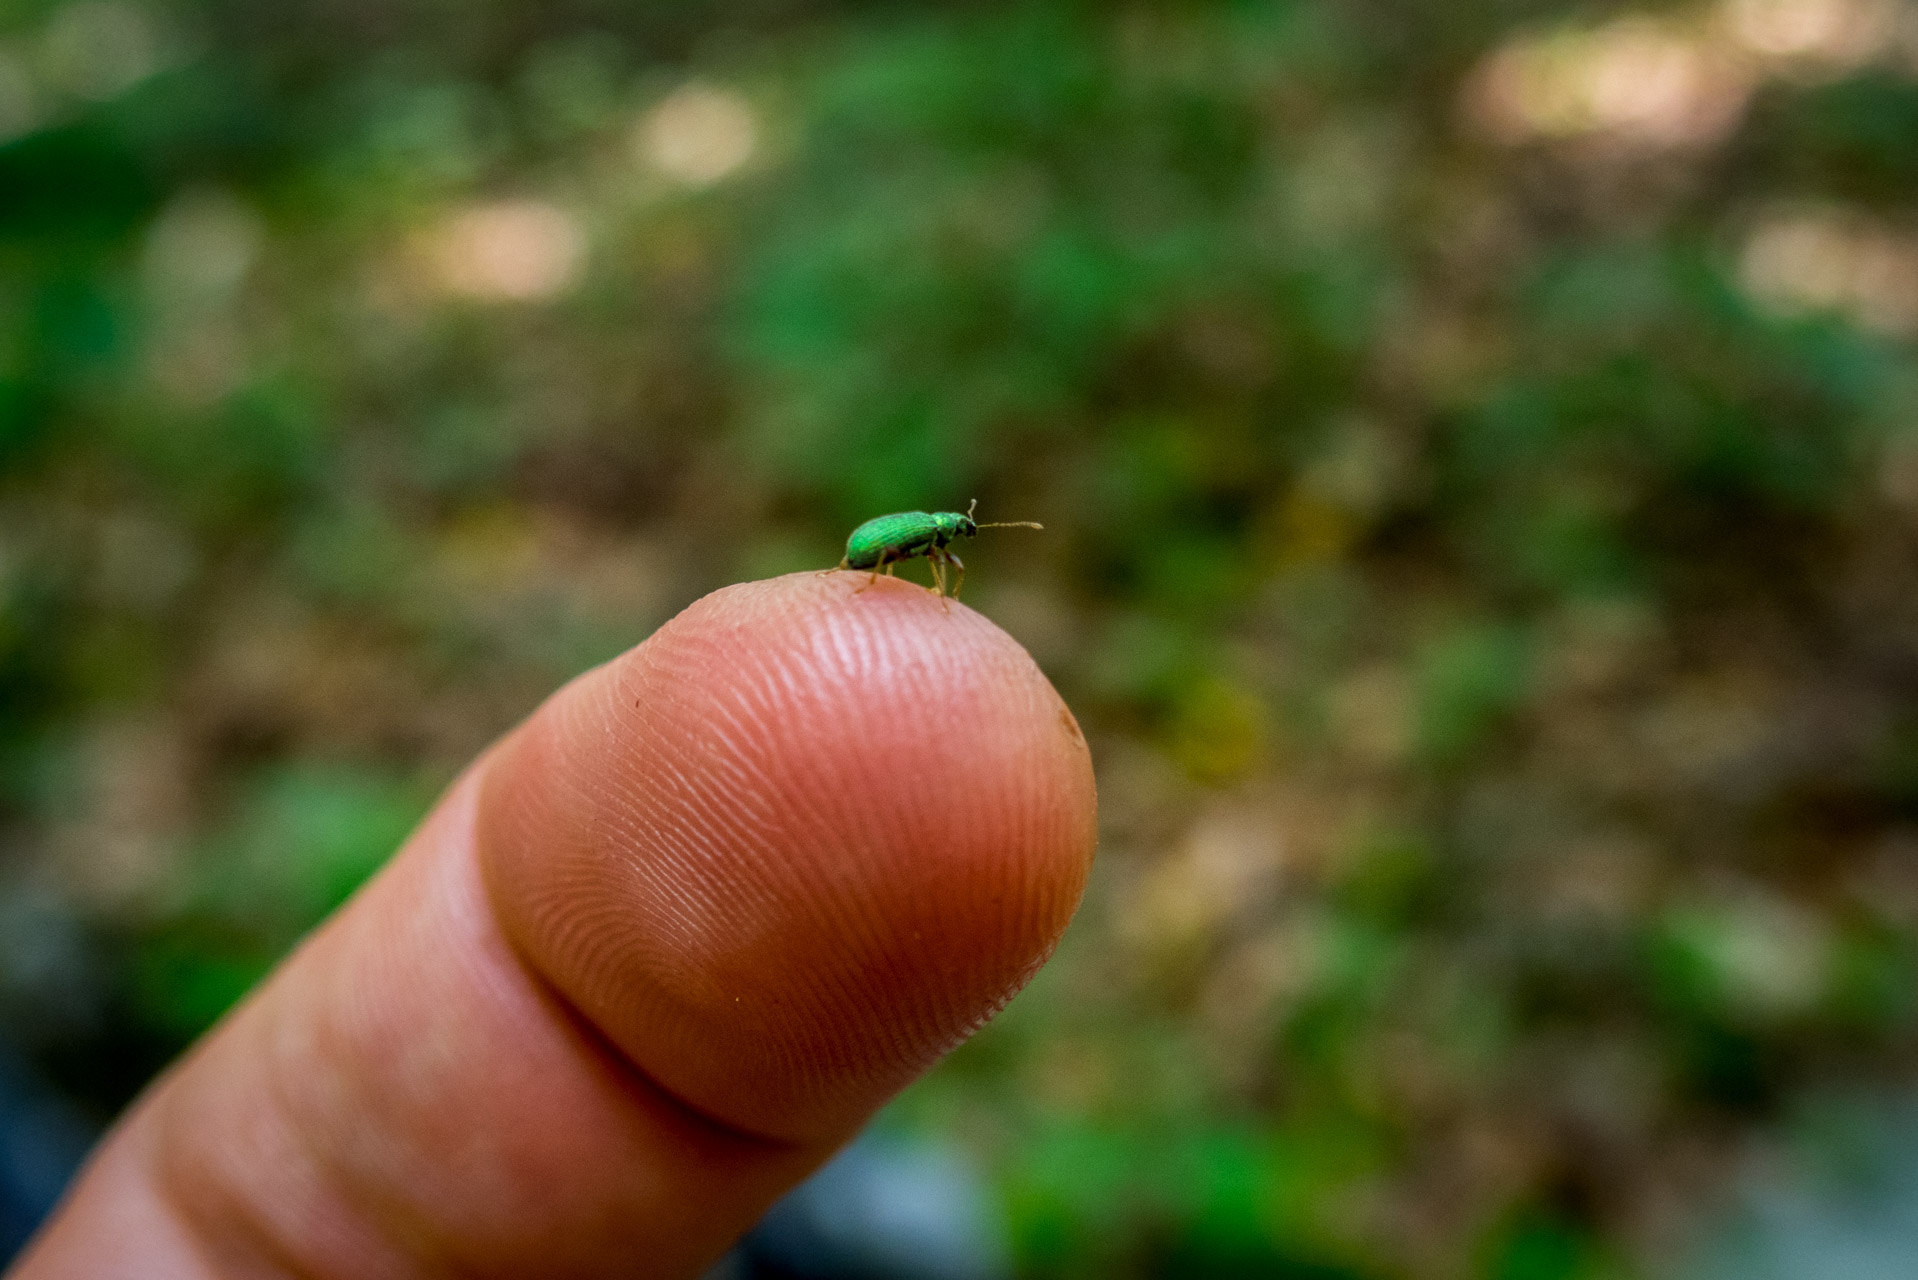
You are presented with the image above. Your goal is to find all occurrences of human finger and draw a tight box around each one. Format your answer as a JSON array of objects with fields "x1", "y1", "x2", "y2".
[{"x1": 13, "y1": 572, "x2": 1096, "y2": 1278}]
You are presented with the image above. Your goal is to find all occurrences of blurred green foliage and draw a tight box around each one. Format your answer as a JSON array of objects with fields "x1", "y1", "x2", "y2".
[{"x1": 2, "y1": 0, "x2": 1918, "y2": 1275}]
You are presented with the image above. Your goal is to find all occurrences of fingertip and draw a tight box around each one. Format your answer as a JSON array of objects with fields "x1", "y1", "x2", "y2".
[{"x1": 478, "y1": 572, "x2": 1096, "y2": 1141}]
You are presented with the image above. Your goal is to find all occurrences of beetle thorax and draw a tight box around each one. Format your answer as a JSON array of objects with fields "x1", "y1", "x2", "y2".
[{"x1": 933, "y1": 511, "x2": 974, "y2": 542}]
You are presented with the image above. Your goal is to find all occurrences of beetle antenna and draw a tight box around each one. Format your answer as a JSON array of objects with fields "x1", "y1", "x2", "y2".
[{"x1": 968, "y1": 498, "x2": 1042, "y2": 530}]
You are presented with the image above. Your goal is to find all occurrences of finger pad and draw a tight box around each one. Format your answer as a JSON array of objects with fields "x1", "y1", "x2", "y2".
[{"x1": 478, "y1": 573, "x2": 1097, "y2": 1140}]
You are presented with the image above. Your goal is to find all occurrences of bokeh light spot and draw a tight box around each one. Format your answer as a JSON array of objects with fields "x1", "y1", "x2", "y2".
[
  {"x1": 1720, "y1": 0, "x2": 1900, "y2": 67},
  {"x1": 421, "y1": 199, "x2": 586, "y2": 302},
  {"x1": 1740, "y1": 210, "x2": 1918, "y2": 335},
  {"x1": 143, "y1": 190, "x2": 264, "y2": 304},
  {"x1": 39, "y1": 1, "x2": 161, "y2": 102},
  {"x1": 636, "y1": 83, "x2": 758, "y2": 187},
  {"x1": 1467, "y1": 19, "x2": 1752, "y2": 149},
  {"x1": 0, "y1": 43, "x2": 40, "y2": 141}
]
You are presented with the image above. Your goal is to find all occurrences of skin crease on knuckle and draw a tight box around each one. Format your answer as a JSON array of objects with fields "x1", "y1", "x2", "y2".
[{"x1": 478, "y1": 571, "x2": 1099, "y2": 1145}]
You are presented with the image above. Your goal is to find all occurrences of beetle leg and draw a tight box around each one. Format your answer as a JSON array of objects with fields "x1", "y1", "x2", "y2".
[
  {"x1": 927, "y1": 553, "x2": 946, "y2": 598},
  {"x1": 946, "y1": 550, "x2": 965, "y2": 601},
  {"x1": 935, "y1": 551, "x2": 955, "y2": 612}
]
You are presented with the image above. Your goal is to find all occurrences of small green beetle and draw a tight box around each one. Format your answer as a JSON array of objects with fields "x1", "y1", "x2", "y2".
[{"x1": 833, "y1": 499, "x2": 1041, "y2": 600}]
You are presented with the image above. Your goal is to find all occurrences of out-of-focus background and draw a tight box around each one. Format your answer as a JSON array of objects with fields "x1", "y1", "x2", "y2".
[{"x1": 3, "y1": 0, "x2": 1918, "y2": 1275}]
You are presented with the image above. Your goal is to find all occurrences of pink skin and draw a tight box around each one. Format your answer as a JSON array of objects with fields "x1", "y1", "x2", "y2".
[{"x1": 13, "y1": 573, "x2": 1097, "y2": 1280}]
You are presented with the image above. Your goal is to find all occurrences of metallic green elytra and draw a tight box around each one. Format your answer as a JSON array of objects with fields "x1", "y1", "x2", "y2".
[{"x1": 834, "y1": 499, "x2": 1041, "y2": 600}]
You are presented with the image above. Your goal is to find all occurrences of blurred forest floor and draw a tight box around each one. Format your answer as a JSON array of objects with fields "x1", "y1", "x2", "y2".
[{"x1": 5, "y1": 0, "x2": 1918, "y2": 1276}]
